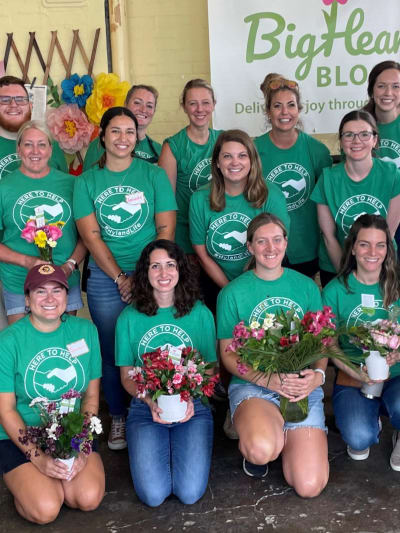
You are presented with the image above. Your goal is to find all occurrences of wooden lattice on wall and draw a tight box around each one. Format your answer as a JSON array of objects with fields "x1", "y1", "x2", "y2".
[{"x1": 3, "y1": 28, "x2": 101, "y2": 84}]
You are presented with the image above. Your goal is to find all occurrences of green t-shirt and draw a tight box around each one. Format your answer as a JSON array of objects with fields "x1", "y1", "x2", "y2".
[
  {"x1": 0, "y1": 168, "x2": 80, "y2": 293},
  {"x1": 73, "y1": 158, "x2": 177, "y2": 271},
  {"x1": 165, "y1": 127, "x2": 222, "y2": 253},
  {"x1": 115, "y1": 300, "x2": 216, "y2": 365},
  {"x1": 311, "y1": 159, "x2": 400, "y2": 272},
  {"x1": 377, "y1": 115, "x2": 400, "y2": 167},
  {"x1": 0, "y1": 314, "x2": 102, "y2": 440},
  {"x1": 322, "y1": 273, "x2": 400, "y2": 378},
  {"x1": 189, "y1": 182, "x2": 290, "y2": 281},
  {"x1": 254, "y1": 131, "x2": 332, "y2": 264},
  {"x1": 0, "y1": 136, "x2": 68, "y2": 180},
  {"x1": 217, "y1": 268, "x2": 322, "y2": 384},
  {"x1": 83, "y1": 135, "x2": 162, "y2": 171}
]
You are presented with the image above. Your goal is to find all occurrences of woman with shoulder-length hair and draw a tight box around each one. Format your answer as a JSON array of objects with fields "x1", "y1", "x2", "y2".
[
  {"x1": 116, "y1": 239, "x2": 217, "y2": 507},
  {"x1": 74, "y1": 106, "x2": 177, "y2": 451},
  {"x1": 254, "y1": 73, "x2": 332, "y2": 279},
  {"x1": 311, "y1": 109, "x2": 400, "y2": 287},
  {"x1": 217, "y1": 212, "x2": 328, "y2": 496},
  {"x1": 189, "y1": 129, "x2": 289, "y2": 290},
  {"x1": 322, "y1": 214, "x2": 400, "y2": 468}
]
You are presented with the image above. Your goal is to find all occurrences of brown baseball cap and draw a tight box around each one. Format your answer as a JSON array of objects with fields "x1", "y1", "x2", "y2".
[{"x1": 24, "y1": 264, "x2": 69, "y2": 293}]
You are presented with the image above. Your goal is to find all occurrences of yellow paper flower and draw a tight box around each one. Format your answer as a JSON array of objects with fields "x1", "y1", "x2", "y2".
[
  {"x1": 85, "y1": 73, "x2": 130, "y2": 126},
  {"x1": 34, "y1": 230, "x2": 48, "y2": 249}
]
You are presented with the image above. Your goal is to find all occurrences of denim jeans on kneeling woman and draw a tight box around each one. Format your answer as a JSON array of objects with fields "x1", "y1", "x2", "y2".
[
  {"x1": 333, "y1": 375, "x2": 400, "y2": 451},
  {"x1": 126, "y1": 398, "x2": 214, "y2": 507},
  {"x1": 87, "y1": 262, "x2": 132, "y2": 417}
]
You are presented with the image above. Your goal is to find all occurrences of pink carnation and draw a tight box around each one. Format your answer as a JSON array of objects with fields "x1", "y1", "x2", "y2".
[
  {"x1": 47, "y1": 224, "x2": 63, "y2": 241},
  {"x1": 47, "y1": 103, "x2": 94, "y2": 154},
  {"x1": 21, "y1": 220, "x2": 37, "y2": 243},
  {"x1": 251, "y1": 328, "x2": 265, "y2": 340},
  {"x1": 388, "y1": 335, "x2": 400, "y2": 350},
  {"x1": 172, "y1": 373, "x2": 183, "y2": 385},
  {"x1": 193, "y1": 373, "x2": 203, "y2": 385},
  {"x1": 237, "y1": 360, "x2": 248, "y2": 375}
]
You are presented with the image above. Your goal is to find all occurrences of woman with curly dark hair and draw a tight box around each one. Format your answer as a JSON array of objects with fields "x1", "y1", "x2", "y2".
[{"x1": 115, "y1": 239, "x2": 216, "y2": 507}]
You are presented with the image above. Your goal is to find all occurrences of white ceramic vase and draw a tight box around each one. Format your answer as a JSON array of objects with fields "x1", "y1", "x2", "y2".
[
  {"x1": 157, "y1": 394, "x2": 187, "y2": 423},
  {"x1": 364, "y1": 350, "x2": 389, "y2": 380}
]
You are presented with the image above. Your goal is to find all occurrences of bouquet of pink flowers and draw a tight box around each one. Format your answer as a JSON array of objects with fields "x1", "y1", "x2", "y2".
[
  {"x1": 229, "y1": 306, "x2": 355, "y2": 421},
  {"x1": 348, "y1": 320, "x2": 400, "y2": 357},
  {"x1": 129, "y1": 347, "x2": 219, "y2": 405},
  {"x1": 21, "y1": 219, "x2": 64, "y2": 262},
  {"x1": 18, "y1": 389, "x2": 102, "y2": 462}
]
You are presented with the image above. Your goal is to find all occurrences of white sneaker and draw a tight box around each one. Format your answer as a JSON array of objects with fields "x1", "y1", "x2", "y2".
[
  {"x1": 347, "y1": 445, "x2": 370, "y2": 460},
  {"x1": 390, "y1": 431, "x2": 400, "y2": 471},
  {"x1": 108, "y1": 415, "x2": 127, "y2": 450}
]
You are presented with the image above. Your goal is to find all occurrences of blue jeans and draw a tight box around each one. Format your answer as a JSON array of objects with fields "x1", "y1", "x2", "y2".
[
  {"x1": 87, "y1": 262, "x2": 131, "y2": 417},
  {"x1": 126, "y1": 398, "x2": 214, "y2": 507},
  {"x1": 333, "y1": 375, "x2": 400, "y2": 450}
]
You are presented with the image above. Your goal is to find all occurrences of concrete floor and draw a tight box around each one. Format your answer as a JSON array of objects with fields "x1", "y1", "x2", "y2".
[
  {"x1": 1, "y1": 299, "x2": 400, "y2": 532},
  {"x1": 1, "y1": 382, "x2": 400, "y2": 533}
]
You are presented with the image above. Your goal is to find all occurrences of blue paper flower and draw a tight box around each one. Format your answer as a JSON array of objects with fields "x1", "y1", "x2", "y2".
[{"x1": 61, "y1": 74, "x2": 93, "y2": 108}]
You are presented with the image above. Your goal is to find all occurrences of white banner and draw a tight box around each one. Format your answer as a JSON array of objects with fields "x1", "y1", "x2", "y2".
[{"x1": 208, "y1": 0, "x2": 400, "y2": 135}]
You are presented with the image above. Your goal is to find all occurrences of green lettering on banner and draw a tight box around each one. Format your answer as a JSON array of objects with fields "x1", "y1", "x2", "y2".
[{"x1": 244, "y1": 2, "x2": 400, "y2": 83}]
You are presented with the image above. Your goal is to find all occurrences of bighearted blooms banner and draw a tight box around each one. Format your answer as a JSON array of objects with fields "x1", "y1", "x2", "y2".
[{"x1": 208, "y1": 0, "x2": 400, "y2": 134}]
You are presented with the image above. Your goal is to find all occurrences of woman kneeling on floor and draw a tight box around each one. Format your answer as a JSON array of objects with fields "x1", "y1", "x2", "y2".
[
  {"x1": 0, "y1": 265, "x2": 104, "y2": 524},
  {"x1": 217, "y1": 213, "x2": 329, "y2": 497}
]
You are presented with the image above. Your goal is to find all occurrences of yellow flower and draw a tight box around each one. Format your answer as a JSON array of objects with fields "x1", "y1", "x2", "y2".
[
  {"x1": 34, "y1": 230, "x2": 47, "y2": 249},
  {"x1": 85, "y1": 73, "x2": 130, "y2": 126},
  {"x1": 73, "y1": 84, "x2": 85, "y2": 96}
]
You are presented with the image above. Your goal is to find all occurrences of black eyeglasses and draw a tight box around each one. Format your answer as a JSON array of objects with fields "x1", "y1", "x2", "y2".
[
  {"x1": 0, "y1": 95, "x2": 29, "y2": 106},
  {"x1": 341, "y1": 131, "x2": 376, "y2": 142}
]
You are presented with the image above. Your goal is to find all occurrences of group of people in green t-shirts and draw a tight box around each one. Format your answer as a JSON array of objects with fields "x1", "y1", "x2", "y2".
[{"x1": 2, "y1": 59, "x2": 400, "y2": 523}]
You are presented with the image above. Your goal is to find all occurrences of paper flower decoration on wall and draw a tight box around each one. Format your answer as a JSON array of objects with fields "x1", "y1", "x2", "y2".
[
  {"x1": 47, "y1": 104, "x2": 94, "y2": 154},
  {"x1": 85, "y1": 73, "x2": 130, "y2": 126},
  {"x1": 61, "y1": 74, "x2": 93, "y2": 108}
]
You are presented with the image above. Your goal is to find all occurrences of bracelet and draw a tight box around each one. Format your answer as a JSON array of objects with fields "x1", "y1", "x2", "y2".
[
  {"x1": 66, "y1": 258, "x2": 78, "y2": 270},
  {"x1": 114, "y1": 271, "x2": 127, "y2": 284},
  {"x1": 65, "y1": 261, "x2": 75, "y2": 272},
  {"x1": 314, "y1": 368, "x2": 326, "y2": 385}
]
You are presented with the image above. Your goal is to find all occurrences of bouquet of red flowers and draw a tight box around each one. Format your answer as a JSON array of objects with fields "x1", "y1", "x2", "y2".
[{"x1": 129, "y1": 347, "x2": 219, "y2": 405}]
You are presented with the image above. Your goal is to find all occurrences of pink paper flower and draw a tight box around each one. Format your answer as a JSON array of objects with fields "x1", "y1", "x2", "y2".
[{"x1": 47, "y1": 103, "x2": 94, "y2": 154}]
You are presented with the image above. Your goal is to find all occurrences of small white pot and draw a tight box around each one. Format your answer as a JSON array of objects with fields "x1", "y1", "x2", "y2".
[
  {"x1": 157, "y1": 394, "x2": 187, "y2": 423},
  {"x1": 364, "y1": 350, "x2": 389, "y2": 380},
  {"x1": 57, "y1": 456, "x2": 75, "y2": 472}
]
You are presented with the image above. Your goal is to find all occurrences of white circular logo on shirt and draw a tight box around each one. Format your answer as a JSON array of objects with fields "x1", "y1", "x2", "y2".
[
  {"x1": 207, "y1": 212, "x2": 250, "y2": 262},
  {"x1": 13, "y1": 190, "x2": 71, "y2": 230},
  {"x1": 24, "y1": 347, "x2": 85, "y2": 400},
  {"x1": 95, "y1": 185, "x2": 149, "y2": 238},
  {"x1": 267, "y1": 162, "x2": 311, "y2": 211},
  {"x1": 189, "y1": 158, "x2": 212, "y2": 192},
  {"x1": 0, "y1": 152, "x2": 20, "y2": 180},
  {"x1": 380, "y1": 138, "x2": 400, "y2": 161},
  {"x1": 335, "y1": 194, "x2": 386, "y2": 237},
  {"x1": 346, "y1": 299, "x2": 392, "y2": 327},
  {"x1": 138, "y1": 324, "x2": 193, "y2": 362},
  {"x1": 250, "y1": 297, "x2": 304, "y2": 323}
]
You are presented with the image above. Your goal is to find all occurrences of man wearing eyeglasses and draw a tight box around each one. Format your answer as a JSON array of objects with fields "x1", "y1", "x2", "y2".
[{"x1": 0, "y1": 76, "x2": 67, "y2": 181}]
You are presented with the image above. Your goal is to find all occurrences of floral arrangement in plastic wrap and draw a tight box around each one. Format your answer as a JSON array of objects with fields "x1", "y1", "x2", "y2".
[{"x1": 228, "y1": 306, "x2": 357, "y2": 422}]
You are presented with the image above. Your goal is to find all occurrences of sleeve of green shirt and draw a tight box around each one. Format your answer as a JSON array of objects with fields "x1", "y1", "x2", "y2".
[
  {"x1": 83, "y1": 139, "x2": 104, "y2": 172},
  {"x1": 88, "y1": 322, "x2": 102, "y2": 380},
  {"x1": 390, "y1": 163, "x2": 400, "y2": 197},
  {"x1": 0, "y1": 330, "x2": 16, "y2": 393},
  {"x1": 309, "y1": 137, "x2": 332, "y2": 178},
  {"x1": 216, "y1": 286, "x2": 239, "y2": 340},
  {"x1": 189, "y1": 190, "x2": 207, "y2": 246},
  {"x1": 310, "y1": 168, "x2": 328, "y2": 205},
  {"x1": 115, "y1": 309, "x2": 136, "y2": 367},
  {"x1": 197, "y1": 303, "x2": 217, "y2": 362},
  {"x1": 307, "y1": 279, "x2": 323, "y2": 311},
  {"x1": 153, "y1": 168, "x2": 178, "y2": 213},
  {"x1": 73, "y1": 172, "x2": 95, "y2": 220}
]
